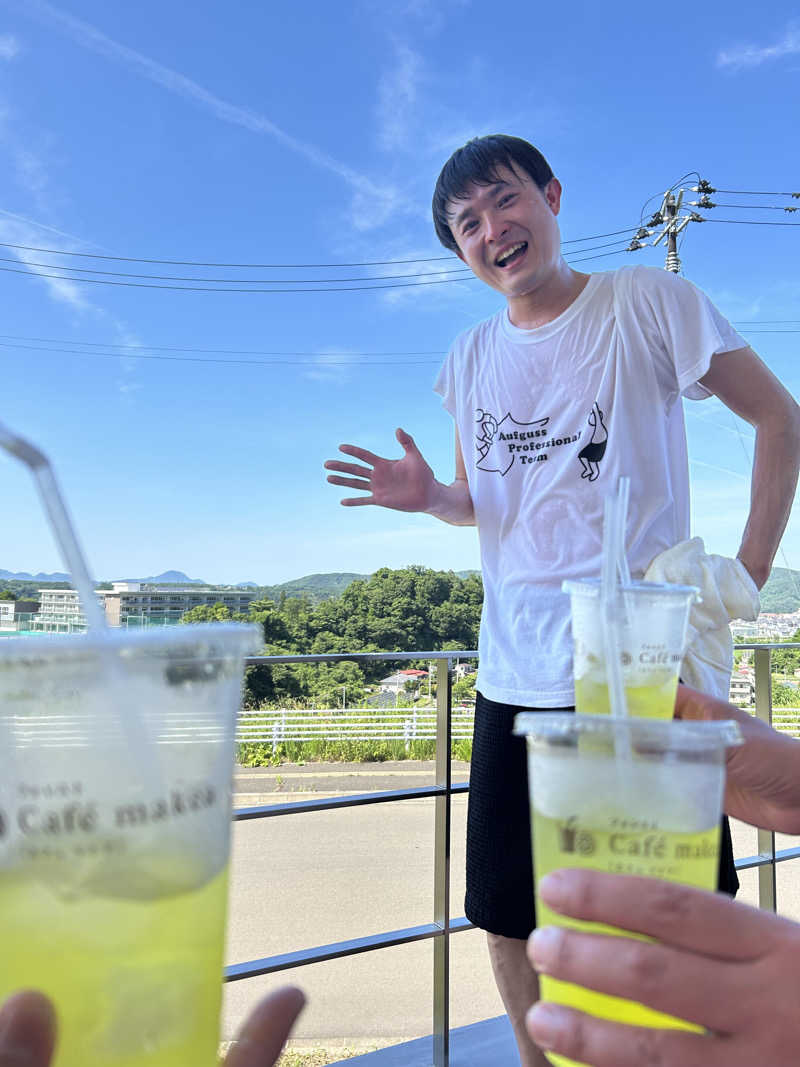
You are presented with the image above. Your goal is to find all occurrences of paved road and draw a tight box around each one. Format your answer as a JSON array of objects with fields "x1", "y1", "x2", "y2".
[{"x1": 222, "y1": 762, "x2": 800, "y2": 1051}]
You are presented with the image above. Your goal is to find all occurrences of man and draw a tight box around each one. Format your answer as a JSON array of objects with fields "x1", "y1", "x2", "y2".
[
  {"x1": 325, "y1": 134, "x2": 800, "y2": 1065},
  {"x1": 525, "y1": 685, "x2": 800, "y2": 1066}
]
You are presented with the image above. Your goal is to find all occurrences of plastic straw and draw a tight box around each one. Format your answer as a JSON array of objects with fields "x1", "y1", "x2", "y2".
[
  {"x1": 615, "y1": 477, "x2": 632, "y2": 586},
  {"x1": 600, "y1": 493, "x2": 629, "y2": 720},
  {"x1": 0, "y1": 420, "x2": 161, "y2": 789},
  {"x1": 0, "y1": 426, "x2": 108, "y2": 633}
]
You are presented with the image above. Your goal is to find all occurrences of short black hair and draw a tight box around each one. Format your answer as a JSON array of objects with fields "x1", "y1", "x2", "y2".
[{"x1": 432, "y1": 135, "x2": 554, "y2": 252}]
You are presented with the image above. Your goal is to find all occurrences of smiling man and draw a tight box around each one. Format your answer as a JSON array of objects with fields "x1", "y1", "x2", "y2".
[{"x1": 325, "y1": 134, "x2": 800, "y2": 1065}]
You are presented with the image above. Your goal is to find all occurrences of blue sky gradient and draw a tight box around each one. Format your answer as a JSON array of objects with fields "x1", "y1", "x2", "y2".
[{"x1": 1, "y1": 0, "x2": 798, "y2": 584}]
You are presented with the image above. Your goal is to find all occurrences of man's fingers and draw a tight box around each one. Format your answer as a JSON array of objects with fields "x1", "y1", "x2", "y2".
[
  {"x1": 538, "y1": 869, "x2": 780, "y2": 960},
  {"x1": 335, "y1": 444, "x2": 381, "y2": 464},
  {"x1": 340, "y1": 496, "x2": 376, "y2": 507},
  {"x1": 225, "y1": 986, "x2": 306, "y2": 1067},
  {"x1": 0, "y1": 992, "x2": 57, "y2": 1067},
  {"x1": 326, "y1": 475, "x2": 372, "y2": 492},
  {"x1": 528, "y1": 926, "x2": 749, "y2": 1033},
  {"x1": 525, "y1": 1001, "x2": 729, "y2": 1067},
  {"x1": 324, "y1": 460, "x2": 373, "y2": 479}
]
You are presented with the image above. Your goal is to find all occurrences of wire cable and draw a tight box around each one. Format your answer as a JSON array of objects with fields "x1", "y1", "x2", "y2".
[
  {"x1": 0, "y1": 225, "x2": 642, "y2": 268},
  {"x1": 0, "y1": 241, "x2": 641, "y2": 292}
]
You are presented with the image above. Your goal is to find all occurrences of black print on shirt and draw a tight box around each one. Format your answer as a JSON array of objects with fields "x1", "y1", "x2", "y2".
[
  {"x1": 576, "y1": 402, "x2": 608, "y2": 482},
  {"x1": 475, "y1": 409, "x2": 582, "y2": 476}
]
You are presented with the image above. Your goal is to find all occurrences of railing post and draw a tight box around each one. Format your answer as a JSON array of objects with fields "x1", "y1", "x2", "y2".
[
  {"x1": 754, "y1": 647, "x2": 776, "y2": 912},
  {"x1": 433, "y1": 658, "x2": 452, "y2": 1067}
]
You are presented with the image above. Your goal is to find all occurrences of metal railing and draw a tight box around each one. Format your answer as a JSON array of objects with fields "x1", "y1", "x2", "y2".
[{"x1": 225, "y1": 643, "x2": 800, "y2": 1066}]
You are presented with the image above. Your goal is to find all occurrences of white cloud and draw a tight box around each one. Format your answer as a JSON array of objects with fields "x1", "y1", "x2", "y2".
[
  {"x1": 17, "y1": 0, "x2": 407, "y2": 231},
  {"x1": 376, "y1": 41, "x2": 424, "y2": 152},
  {"x1": 717, "y1": 21, "x2": 800, "y2": 70},
  {"x1": 0, "y1": 33, "x2": 20, "y2": 60}
]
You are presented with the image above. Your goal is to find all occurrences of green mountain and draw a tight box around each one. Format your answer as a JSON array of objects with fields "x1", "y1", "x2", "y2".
[
  {"x1": 759, "y1": 567, "x2": 800, "y2": 614},
  {"x1": 258, "y1": 572, "x2": 371, "y2": 604}
]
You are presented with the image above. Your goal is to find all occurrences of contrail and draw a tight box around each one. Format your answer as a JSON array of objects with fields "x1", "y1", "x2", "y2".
[{"x1": 12, "y1": 0, "x2": 401, "y2": 207}]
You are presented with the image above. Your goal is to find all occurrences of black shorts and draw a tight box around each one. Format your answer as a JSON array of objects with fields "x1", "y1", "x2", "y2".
[{"x1": 465, "y1": 690, "x2": 739, "y2": 941}]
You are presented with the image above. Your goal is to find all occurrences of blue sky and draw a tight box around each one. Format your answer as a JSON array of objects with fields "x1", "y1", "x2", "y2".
[{"x1": 0, "y1": 0, "x2": 798, "y2": 585}]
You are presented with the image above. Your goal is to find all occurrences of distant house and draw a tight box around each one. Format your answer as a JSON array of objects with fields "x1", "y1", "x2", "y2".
[
  {"x1": 729, "y1": 668, "x2": 755, "y2": 706},
  {"x1": 378, "y1": 669, "x2": 428, "y2": 692}
]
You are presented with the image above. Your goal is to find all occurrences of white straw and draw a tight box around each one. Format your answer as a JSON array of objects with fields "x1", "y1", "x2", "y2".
[
  {"x1": 0, "y1": 420, "x2": 162, "y2": 791},
  {"x1": 615, "y1": 477, "x2": 632, "y2": 586},
  {"x1": 601, "y1": 494, "x2": 629, "y2": 720}
]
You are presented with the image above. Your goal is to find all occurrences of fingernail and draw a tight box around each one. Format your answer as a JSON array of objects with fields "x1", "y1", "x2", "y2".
[
  {"x1": 529, "y1": 926, "x2": 562, "y2": 972},
  {"x1": 538, "y1": 870, "x2": 566, "y2": 906},
  {"x1": 526, "y1": 1001, "x2": 569, "y2": 1051}
]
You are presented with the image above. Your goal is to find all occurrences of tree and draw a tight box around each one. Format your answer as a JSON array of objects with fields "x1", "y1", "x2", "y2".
[
  {"x1": 179, "y1": 603, "x2": 233, "y2": 624},
  {"x1": 772, "y1": 682, "x2": 800, "y2": 707},
  {"x1": 0, "y1": 590, "x2": 16, "y2": 601}
]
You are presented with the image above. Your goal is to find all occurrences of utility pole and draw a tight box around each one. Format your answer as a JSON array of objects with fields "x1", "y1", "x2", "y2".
[{"x1": 650, "y1": 189, "x2": 692, "y2": 272}]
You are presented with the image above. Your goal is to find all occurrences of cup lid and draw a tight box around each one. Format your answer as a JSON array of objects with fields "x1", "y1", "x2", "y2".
[
  {"x1": 513, "y1": 710, "x2": 742, "y2": 751},
  {"x1": 562, "y1": 578, "x2": 700, "y2": 599}
]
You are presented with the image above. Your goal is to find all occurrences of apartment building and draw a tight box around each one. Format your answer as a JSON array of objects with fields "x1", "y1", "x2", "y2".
[
  {"x1": 101, "y1": 581, "x2": 257, "y2": 626},
  {"x1": 30, "y1": 582, "x2": 258, "y2": 630}
]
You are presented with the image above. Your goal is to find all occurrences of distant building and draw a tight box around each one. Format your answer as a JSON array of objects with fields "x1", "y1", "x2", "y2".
[
  {"x1": 101, "y1": 582, "x2": 257, "y2": 626},
  {"x1": 29, "y1": 582, "x2": 257, "y2": 632},
  {"x1": 0, "y1": 599, "x2": 40, "y2": 633},
  {"x1": 729, "y1": 667, "x2": 755, "y2": 706},
  {"x1": 379, "y1": 669, "x2": 428, "y2": 692}
]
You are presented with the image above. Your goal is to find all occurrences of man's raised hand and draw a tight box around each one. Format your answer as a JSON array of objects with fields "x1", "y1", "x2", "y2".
[{"x1": 324, "y1": 428, "x2": 437, "y2": 513}]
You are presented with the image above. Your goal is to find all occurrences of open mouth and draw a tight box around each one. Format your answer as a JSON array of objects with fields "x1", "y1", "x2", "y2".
[{"x1": 495, "y1": 242, "x2": 527, "y2": 268}]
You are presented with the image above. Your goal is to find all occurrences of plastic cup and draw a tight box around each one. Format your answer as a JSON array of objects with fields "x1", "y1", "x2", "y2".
[
  {"x1": 562, "y1": 579, "x2": 699, "y2": 719},
  {"x1": 0, "y1": 623, "x2": 259, "y2": 1067},
  {"x1": 514, "y1": 712, "x2": 741, "y2": 1067}
]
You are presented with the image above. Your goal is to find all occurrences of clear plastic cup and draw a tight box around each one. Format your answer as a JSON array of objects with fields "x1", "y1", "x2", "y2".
[
  {"x1": 562, "y1": 579, "x2": 700, "y2": 719},
  {"x1": 514, "y1": 712, "x2": 741, "y2": 1067},
  {"x1": 0, "y1": 623, "x2": 259, "y2": 1067}
]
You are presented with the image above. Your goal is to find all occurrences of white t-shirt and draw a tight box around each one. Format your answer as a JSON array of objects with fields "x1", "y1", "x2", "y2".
[{"x1": 433, "y1": 265, "x2": 746, "y2": 707}]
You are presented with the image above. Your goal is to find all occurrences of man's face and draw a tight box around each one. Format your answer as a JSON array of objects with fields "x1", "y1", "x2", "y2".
[{"x1": 446, "y1": 164, "x2": 563, "y2": 300}]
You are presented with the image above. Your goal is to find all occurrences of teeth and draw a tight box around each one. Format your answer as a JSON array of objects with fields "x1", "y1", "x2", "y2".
[{"x1": 496, "y1": 242, "x2": 525, "y2": 266}]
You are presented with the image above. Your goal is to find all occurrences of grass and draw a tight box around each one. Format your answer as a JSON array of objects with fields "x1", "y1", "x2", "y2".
[
  {"x1": 220, "y1": 1044, "x2": 376, "y2": 1065},
  {"x1": 276, "y1": 1048, "x2": 377, "y2": 1065}
]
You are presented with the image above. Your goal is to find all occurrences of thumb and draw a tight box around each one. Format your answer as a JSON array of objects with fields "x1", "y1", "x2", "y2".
[
  {"x1": 224, "y1": 986, "x2": 306, "y2": 1067},
  {"x1": 0, "y1": 992, "x2": 57, "y2": 1067},
  {"x1": 395, "y1": 427, "x2": 418, "y2": 454}
]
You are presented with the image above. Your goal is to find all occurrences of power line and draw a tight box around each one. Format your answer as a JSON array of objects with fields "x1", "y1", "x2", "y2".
[
  {"x1": 0, "y1": 341, "x2": 443, "y2": 367},
  {"x1": 0, "y1": 255, "x2": 472, "y2": 285},
  {"x1": 0, "y1": 334, "x2": 445, "y2": 355},
  {"x1": 0, "y1": 226, "x2": 641, "y2": 269},
  {"x1": 0, "y1": 235, "x2": 634, "y2": 284},
  {"x1": 0, "y1": 240, "x2": 642, "y2": 292},
  {"x1": 712, "y1": 188, "x2": 800, "y2": 197},
  {"x1": 699, "y1": 218, "x2": 800, "y2": 227}
]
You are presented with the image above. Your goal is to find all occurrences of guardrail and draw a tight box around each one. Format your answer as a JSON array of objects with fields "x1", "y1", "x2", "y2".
[{"x1": 226, "y1": 643, "x2": 800, "y2": 1067}]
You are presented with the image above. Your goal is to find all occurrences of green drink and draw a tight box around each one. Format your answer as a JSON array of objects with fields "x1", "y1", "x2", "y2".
[
  {"x1": 563, "y1": 579, "x2": 699, "y2": 719},
  {"x1": 0, "y1": 625, "x2": 258, "y2": 1067},
  {"x1": 514, "y1": 713, "x2": 741, "y2": 1067}
]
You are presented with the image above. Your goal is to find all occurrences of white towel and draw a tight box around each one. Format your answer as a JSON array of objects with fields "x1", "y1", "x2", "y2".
[{"x1": 644, "y1": 537, "x2": 761, "y2": 700}]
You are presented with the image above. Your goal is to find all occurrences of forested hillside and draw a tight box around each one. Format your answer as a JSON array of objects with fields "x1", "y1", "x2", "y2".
[{"x1": 180, "y1": 565, "x2": 483, "y2": 707}]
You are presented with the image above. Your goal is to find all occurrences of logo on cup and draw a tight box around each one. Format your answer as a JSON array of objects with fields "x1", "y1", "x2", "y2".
[
  {"x1": 558, "y1": 817, "x2": 596, "y2": 855},
  {"x1": 620, "y1": 651, "x2": 632, "y2": 666}
]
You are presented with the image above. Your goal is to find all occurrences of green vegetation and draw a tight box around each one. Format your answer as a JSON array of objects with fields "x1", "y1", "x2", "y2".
[
  {"x1": 760, "y1": 567, "x2": 800, "y2": 613},
  {"x1": 178, "y1": 566, "x2": 481, "y2": 765}
]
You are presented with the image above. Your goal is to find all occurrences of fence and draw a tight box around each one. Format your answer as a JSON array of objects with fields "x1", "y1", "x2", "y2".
[{"x1": 226, "y1": 643, "x2": 800, "y2": 1066}]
